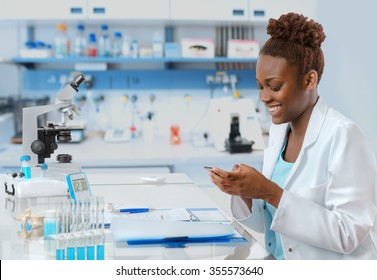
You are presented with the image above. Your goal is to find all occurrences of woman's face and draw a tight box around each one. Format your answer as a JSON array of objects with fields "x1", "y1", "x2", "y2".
[{"x1": 256, "y1": 54, "x2": 313, "y2": 125}]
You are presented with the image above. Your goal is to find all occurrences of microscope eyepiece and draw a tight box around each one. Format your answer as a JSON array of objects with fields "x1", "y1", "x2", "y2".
[
  {"x1": 70, "y1": 73, "x2": 85, "y2": 90},
  {"x1": 57, "y1": 130, "x2": 72, "y2": 142}
]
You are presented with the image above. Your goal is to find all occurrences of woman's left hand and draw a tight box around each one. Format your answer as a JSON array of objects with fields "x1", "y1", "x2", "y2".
[{"x1": 210, "y1": 164, "x2": 283, "y2": 207}]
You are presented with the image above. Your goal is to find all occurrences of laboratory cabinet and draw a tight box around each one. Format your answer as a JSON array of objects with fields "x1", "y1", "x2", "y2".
[
  {"x1": 249, "y1": 0, "x2": 318, "y2": 22},
  {"x1": 88, "y1": 0, "x2": 170, "y2": 20},
  {"x1": 170, "y1": 0, "x2": 249, "y2": 22},
  {"x1": 0, "y1": 0, "x2": 318, "y2": 22},
  {"x1": 0, "y1": 0, "x2": 88, "y2": 20}
]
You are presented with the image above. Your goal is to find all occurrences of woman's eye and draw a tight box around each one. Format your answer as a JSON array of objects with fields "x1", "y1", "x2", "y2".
[{"x1": 270, "y1": 85, "x2": 281, "y2": 91}]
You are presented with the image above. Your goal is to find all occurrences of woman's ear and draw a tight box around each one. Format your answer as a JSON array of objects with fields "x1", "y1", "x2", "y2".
[{"x1": 305, "y1": 70, "x2": 318, "y2": 90}]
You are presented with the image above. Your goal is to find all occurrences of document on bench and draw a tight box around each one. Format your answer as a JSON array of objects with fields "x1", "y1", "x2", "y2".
[
  {"x1": 105, "y1": 207, "x2": 230, "y2": 224},
  {"x1": 111, "y1": 218, "x2": 239, "y2": 244}
]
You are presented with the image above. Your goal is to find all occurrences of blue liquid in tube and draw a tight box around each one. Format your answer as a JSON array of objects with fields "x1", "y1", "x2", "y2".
[
  {"x1": 77, "y1": 246, "x2": 85, "y2": 260},
  {"x1": 56, "y1": 249, "x2": 65, "y2": 260},
  {"x1": 86, "y1": 246, "x2": 95, "y2": 260},
  {"x1": 20, "y1": 155, "x2": 31, "y2": 179},
  {"x1": 67, "y1": 247, "x2": 75, "y2": 260},
  {"x1": 96, "y1": 245, "x2": 105, "y2": 260}
]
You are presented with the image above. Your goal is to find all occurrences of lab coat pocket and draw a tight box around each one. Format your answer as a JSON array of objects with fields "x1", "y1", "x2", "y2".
[{"x1": 296, "y1": 182, "x2": 327, "y2": 206}]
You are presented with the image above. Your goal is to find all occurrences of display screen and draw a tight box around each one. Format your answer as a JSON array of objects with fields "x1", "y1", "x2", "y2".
[{"x1": 72, "y1": 178, "x2": 88, "y2": 192}]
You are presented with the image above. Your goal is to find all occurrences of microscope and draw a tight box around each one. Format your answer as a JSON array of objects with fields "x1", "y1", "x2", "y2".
[
  {"x1": 3, "y1": 73, "x2": 85, "y2": 201},
  {"x1": 22, "y1": 72, "x2": 85, "y2": 167},
  {"x1": 225, "y1": 114, "x2": 254, "y2": 154}
]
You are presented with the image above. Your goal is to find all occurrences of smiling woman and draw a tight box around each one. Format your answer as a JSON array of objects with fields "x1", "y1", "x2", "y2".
[{"x1": 209, "y1": 12, "x2": 377, "y2": 260}]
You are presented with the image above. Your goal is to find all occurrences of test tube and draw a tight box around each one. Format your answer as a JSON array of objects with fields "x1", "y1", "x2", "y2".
[
  {"x1": 20, "y1": 155, "x2": 31, "y2": 179},
  {"x1": 40, "y1": 163, "x2": 48, "y2": 178},
  {"x1": 66, "y1": 200, "x2": 76, "y2": 260},
  {"x1": 56, "y1": 202, "x2": 66, "y2": 260},
  {"x1": 85, "y1": 198, "x2": 95, "y2": 260},
  {"x1": 76, "y1": 200, "x2": 85, "y2": 260},
  {"x1": 95, "y1": 196, "x2": 105, "y2": 260}
]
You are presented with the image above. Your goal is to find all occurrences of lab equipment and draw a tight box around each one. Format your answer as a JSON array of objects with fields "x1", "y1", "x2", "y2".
[
  {"x1": 44, "y1": 209, "x2": 57, "y2": 255},
  {"x1": 112, "y1": 32, "x2": 123, "y2": 57},
  {"x1": 203, "y1": 166, "x2": 213, "y2": 171},
  {"x1": 131, "y1": 40, "x2": 138, "y2": 58},
  {"x1": 152, "y1": 32, "x2": 164, "y2": 58},
  {"x1": 22, "y1": 72, "x2": 85, "y2": 166},
  {"x1": 20, "y1": 155, "x2": 31, "y2": 179},
  {"x1": 118, "y1": 208, "x2": 149, "y2": 213},
  {"x1": 170, "y1": 124, "x2": 181, "y2": 145},
  {"x1": 73, "y1": 24, "x2": 87, "y2": 57},
  {"x1": 87, "y1": 33, "x2": 98, "y2": 57},
  {"x1": 39, "y1": 163, "x2": 48, "y2": 177},
  {"x1": 224, "y1": 114, "x2": 254, "y2": 154},
  {"x1": 208, "y1": 97, "x2": 265, "y2": 152},
  {"x1": 98, "y1": 24, "x2": 111, "y2": 57},
  {"x1": 54, "y1": 24, "x2": 70, "y2": 58},
  {"x1": 3, "y1": 173, "x2": 68, "y2": 198},
  {"x1": 66, "y1": 172, "x2": 92, "y2": 203}
]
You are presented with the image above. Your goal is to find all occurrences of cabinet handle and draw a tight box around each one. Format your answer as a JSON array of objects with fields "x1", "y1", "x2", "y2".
[
  {"x1": 70, "y1": 7, "x2": 83, "y2": 14},
  {"x1": 253, "y1": 10, "x2": 265, "y2": 17},
  {"x1": 93, "y1": 7, "x2": 106, "y2": 14},
  {"x1": 232, "y1": 9, "x2": 244, "y2": 16}
]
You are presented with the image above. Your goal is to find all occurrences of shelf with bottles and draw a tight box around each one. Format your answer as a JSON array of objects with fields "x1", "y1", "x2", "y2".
[{"x1": 12, "y1": 56, "x2": 258, "y2": 65}]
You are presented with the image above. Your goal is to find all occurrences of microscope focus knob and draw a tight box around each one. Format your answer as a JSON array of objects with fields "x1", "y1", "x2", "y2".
[{"x1": 31, "y1": 140, "x2": 45, "y2": 155}]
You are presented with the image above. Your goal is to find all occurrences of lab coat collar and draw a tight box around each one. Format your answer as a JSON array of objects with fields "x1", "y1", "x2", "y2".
[{"x1": 263, "y1": 97, "x2": 329, "y2": 187}]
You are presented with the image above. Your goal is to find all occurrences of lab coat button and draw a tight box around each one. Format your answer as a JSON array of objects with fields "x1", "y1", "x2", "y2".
[
  {"x1": 288, "y1": 248, "x2": 293, "y2": 252},
  {"x1": 263, "y1": 204, "x2": 267, "y2": 210},
  {"x1": 268, "y1": 242, "x2": 271, "y2": 247}
]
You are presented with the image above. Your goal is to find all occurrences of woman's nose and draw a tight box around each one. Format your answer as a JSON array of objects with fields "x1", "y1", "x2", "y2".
[{"x1": 259, "y1": 90, "x2": 270, "y2": 103}]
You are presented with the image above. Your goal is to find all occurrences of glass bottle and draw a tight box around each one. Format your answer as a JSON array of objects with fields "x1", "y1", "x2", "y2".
[
  {"x1": 20, "y1": 155, "x2": 31, "y2": 179},
  {"x1": 73, "y1": 24, "x2": 87, "y2": 57},
  {"x1": 54, "y1": 24, "x2": 70, "y2": 58},
  {"x1": 112, "y1": 32, "x2": 123, "y2": 57},
  {"x1": 87, "y1": 33, "x2": 98, "y2": 57},
  {"x1": 98, "y1": 24, "x2": 111, "y2": 57}
]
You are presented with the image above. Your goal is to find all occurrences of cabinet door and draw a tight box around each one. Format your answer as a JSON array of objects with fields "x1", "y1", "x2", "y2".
[
  {"x1": 249, "y1": 0, "x2": 318, "y2": 22},
  {"x1": 88, "y1": 0, "x2": 169, "y2": 20},
  {"x1": 170, "y1": 0, "x2": 248, "y2": 22},
  {"x1": 0, "y1": 0, "x2": 87, "y2": 20}
]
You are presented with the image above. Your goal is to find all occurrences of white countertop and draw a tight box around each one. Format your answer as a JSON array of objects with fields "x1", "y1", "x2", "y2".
[
  {"x1": 0, "y1": 172, "x2": 271, "y2": 260},
  {"x1": 0, "y1": 133, "x2": 264, "y2": 170}
]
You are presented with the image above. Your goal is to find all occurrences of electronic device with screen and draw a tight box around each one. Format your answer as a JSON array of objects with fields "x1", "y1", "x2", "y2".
[{"x1": 66, "y1": 172, "x2": 91, "y2": 202}]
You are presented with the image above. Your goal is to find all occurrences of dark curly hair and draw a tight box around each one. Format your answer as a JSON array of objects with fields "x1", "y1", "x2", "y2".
[{"x1": 260, "y1": 13, "x2": 326, "y2": 84}]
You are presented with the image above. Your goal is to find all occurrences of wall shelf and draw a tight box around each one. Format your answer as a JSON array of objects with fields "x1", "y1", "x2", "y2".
[{"x1": 12, "y1": 57, "x2": 258, "y2": 64}]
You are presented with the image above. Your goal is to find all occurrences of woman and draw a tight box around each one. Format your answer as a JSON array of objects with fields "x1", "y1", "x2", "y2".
[{"x1": 210, "y1": 13, "x2": 377, "y2": 259}]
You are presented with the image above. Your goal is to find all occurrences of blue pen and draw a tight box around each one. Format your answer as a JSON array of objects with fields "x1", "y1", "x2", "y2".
[{"x1": 118, "y1": 208, "x2": 149, "y2": 214}]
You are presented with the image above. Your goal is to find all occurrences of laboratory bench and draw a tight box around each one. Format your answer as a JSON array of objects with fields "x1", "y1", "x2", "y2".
[
  {"x1": 0, "y1": 172, "x2": 272, "y2": 260},
  {"x1": 0, "y1": 132, "x2": 265, "y2": 185}
]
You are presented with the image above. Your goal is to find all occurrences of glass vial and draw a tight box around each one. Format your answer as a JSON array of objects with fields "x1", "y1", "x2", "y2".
[
  {"x1": 98, "y1": 24, "x2": 111, "y2": 57},
  {"x1": 73, "y1": 24, "x2": 87, "y2": 57},
  {"x1": 20, "y1": 155, "x2": 31, "y2": 179},
  {"x1": 54, "y1": 23, "x2": 70, "y2": 58}
]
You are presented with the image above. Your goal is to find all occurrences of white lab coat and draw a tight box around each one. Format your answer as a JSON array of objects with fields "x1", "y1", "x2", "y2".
[{"x1": 231, "y1": 97, "x2": 377, "y2": 259}]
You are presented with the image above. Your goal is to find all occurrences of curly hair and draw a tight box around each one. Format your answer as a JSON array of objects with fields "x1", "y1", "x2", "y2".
[{"x1": 260, "y1": 13, "x2": 326, "y2": 84}]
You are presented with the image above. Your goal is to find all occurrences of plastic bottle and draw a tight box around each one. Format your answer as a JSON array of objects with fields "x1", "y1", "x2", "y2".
[
  {"x1": 112, "y1": 32, "x2": 123, "y2": 57},
  {"x1": 98, "y1": 24, "x2": 111, "y2": 57},
  {"x1": 73, "y1": 24, "x2": 87, "y2": 57},
  {"x1": 131, "y1": 39, "x2": 138, "y2": 58},
  {"x1": 44, "y1": 209, "x2": 57, "y2": 255},
  {"x1": 122, "y1": 35, "x2": 131, "y2": 57},
  {"x1": 87, "y1": 33, "x2": 98, "y2": 57},
  {"x1": 54, "y1": 24, "x2": 70, "y2": 58},
  {"x1": 152, "y1": 31, "x2": 164, "y2": 58},
  {"x1": 20, "y1": 155, "x2": 31, "y2": 179}
]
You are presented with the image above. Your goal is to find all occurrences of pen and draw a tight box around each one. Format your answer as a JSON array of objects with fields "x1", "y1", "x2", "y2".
[{"x1": 118, "y1": 208, "x2": 149, "y2": 214}]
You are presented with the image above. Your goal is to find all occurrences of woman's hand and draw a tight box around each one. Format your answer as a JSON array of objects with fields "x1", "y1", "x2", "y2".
[{"x1": 209, "y1": 164, "x2": 283, "y2": 208}]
